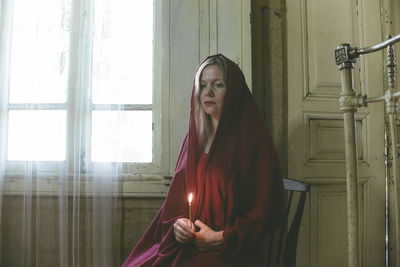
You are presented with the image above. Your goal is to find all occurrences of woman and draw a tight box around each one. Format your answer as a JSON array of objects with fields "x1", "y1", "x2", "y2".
[{"x1": 122, "y1": 54, "x2": 284, "y2": 266}]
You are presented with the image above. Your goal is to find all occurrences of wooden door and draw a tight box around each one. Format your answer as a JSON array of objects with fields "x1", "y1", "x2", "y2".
[{"x1": 287, "y1": 0, "x2": 386, "y2": 266}]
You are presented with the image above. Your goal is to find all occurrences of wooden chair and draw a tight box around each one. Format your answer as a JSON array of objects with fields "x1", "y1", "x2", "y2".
[{"x1": 264, "y1": 177, "x2": 311, "y2": 267}]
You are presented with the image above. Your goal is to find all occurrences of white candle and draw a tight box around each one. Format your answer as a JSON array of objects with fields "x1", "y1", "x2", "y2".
[{"x1": 188, "y1": 193, "x2": 193, "y2": 225}]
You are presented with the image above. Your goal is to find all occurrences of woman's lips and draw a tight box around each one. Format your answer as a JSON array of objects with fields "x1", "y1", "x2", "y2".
[{"x1": 204, "y1": 101, "x2": 216, "y2": 106}]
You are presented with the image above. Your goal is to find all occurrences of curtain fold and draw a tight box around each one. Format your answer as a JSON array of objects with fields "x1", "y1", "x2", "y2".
[
  {"x1": 0, "y1": 119, "x2": 122, "y2": 266},
  {"x1": 0, "y1": 0, "x2": 127, "y2": 266},
  {"x1": 0, "y1": 117, "x2": 122, "y2": 266}
]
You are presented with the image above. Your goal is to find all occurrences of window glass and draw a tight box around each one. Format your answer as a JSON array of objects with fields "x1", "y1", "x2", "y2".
[
  {"x1": 91, "y1": 110, "x2": 152, "y2": 162},
  {"x1": 91, "y1": 0, "x2": 153, "y2": 105},
  {"x1": 9, "y1": 0, "x2": 70, "y2": 104},
  {"x1": 8, "y1": 110, "x2": 67, "y2": 161}
]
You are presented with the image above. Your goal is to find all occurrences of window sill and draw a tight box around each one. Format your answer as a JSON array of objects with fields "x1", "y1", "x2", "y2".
[{"x1": 2, "y1": 173, "x2": 170, "y2": 197}]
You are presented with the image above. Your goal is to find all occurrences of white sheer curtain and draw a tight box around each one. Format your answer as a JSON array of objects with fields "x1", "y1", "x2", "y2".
[{"x1": 0, "y1": 0, "x2": 153, "y2": 266}]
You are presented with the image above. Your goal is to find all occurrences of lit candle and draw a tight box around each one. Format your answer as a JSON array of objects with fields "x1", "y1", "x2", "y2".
[{"x1": 188, "y1": 193, "x2": 193, "y2": 226}]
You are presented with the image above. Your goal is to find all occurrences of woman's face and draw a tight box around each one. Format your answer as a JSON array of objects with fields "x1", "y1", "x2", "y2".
[{"x1": 199, "y1": 65, "x2": 226, "y2": 121}]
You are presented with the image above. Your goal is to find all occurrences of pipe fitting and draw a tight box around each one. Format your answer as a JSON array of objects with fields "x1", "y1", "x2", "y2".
[{"x1": 339, "y1": 94, "x2": 366, "y2": 112}]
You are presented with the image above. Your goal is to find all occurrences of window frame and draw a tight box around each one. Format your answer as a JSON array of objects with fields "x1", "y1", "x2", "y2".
[{"x1": 1, "y1": 0, "x2": 163, "y2": 178}]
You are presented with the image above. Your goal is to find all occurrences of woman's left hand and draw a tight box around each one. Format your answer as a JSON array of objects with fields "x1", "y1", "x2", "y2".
[{"x1": 193, "y1": 220, "x2": 224, "y2": 251}]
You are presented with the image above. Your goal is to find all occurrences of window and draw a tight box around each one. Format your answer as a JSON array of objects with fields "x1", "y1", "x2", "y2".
[{"x1": 1, "y1": 0, "x2": 160, "y2": 174}]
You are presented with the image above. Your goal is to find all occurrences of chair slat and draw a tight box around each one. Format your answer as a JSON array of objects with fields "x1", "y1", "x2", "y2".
[
  {"x1": 276, "y1": 177, "x2": 310, "y2": 267},
  {"x1": 283, "y1": 178, "x2": 310, "y2": 192}
]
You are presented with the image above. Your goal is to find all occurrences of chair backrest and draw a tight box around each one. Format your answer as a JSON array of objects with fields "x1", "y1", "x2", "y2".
[{"x1": 264, "y1": 177, "x2": 310, "y2": 267}]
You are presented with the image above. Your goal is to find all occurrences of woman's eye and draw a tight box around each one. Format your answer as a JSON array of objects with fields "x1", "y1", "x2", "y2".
[
  {"x1": 200, "y1": 84, "x2": 206, "y2": 88},
  {"x1": 216, "y1": 83, "x2": 224, "y2": 88}
]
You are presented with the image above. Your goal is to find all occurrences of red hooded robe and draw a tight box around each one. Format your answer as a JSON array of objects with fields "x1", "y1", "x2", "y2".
[{"x1": 122, "y1": 54, "x2": 284, "y2": 266}]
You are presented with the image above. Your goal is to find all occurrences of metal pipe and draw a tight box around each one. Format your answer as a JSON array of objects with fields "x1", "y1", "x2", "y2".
[
  {"x1": 388, "y1": 113, "x2": 400, "y2": 267},
  {"x1": 393, "y1": 91, "x2": 400, "y2": 99},
  {"x1": 343, "y1": 111, "x2": 361, "y2": 267},
  {"x1": 364, "y1": 91, "x2": 400, "y2": 104},
  {"x1": 350, "y1": 34, "x2": 400, "y2": 57},
  {"x1": 365, "y1": 95, "x2": 385, "y2": 103},
  {"x1": 386, "y1": 42, "x2": 400, "y2": 267},
  {"x1": 338, "y1": 55, "x2": 360, "y2": 267}
]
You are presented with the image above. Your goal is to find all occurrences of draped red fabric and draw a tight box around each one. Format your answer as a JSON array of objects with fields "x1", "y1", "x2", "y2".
[{"x1": 122, "y1": 54, "x2": 284, "y2": 267}]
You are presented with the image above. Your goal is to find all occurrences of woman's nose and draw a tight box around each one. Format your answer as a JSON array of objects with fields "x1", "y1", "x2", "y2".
[{"x1": 205, "y1": 87, "x2": 215, "y2": 96}]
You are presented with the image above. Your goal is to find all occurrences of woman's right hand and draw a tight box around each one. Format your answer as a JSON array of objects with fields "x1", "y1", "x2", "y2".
[{"x1": 173, "y1": 218, "x2": 195, "y2": 244}]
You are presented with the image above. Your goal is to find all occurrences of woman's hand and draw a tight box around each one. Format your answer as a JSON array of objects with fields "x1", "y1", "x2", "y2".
[
  {"x1": 173, "y1": 218, "x2": 195, "y2": 244},
  {"x1": 194, "y1": 220, "x2": 224, "y2": 251}
]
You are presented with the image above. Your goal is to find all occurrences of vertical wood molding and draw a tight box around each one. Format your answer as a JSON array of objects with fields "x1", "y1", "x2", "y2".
[
  {"x1": 199, "y1": 0, "x2": 210, "y2": 62},
  {"x1": 287, "y1": 0, "x2": 306, "y2": 182},
  {"x1": 209, "y1": 0, "x2": 218, "y2": 55},
  {"x1": 287, "y1": 1, "x2": 309, "y2": 265},
  {"x1": 161, "y1": 0, "x2": 171, "y2": 174},
  {"x1": 241, "y1": 0, "x2": 252, "y2": 89},
  {"x1": 300, "y1": 0, "x2": 309, "y2": 99},
  {"x1": 155, "y1": 0, "x2": 168, "y2": 175}
]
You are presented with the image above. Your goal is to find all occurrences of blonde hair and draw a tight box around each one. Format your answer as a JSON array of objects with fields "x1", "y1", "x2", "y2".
[{"x1": 193, "y1": 55, "x2": 227, "y2": 151}]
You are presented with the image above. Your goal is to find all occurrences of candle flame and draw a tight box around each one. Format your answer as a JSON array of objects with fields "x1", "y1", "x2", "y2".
[{"x1": 188, "y1": 193, "x2": 193, "y2": 203}]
